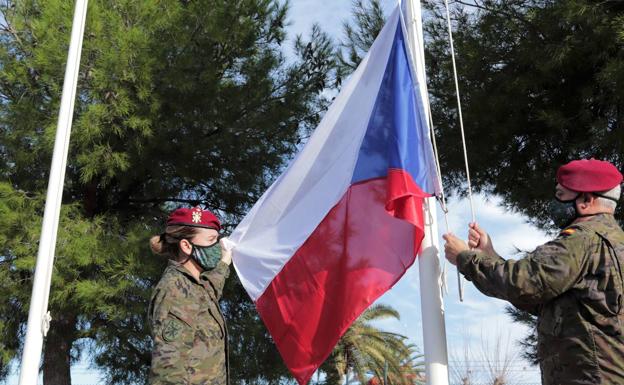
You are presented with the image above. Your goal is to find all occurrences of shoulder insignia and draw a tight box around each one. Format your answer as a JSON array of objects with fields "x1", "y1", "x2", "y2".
[
  {"x1": 162, "y1": 318, "x2": 183, "y2": 342},
  {"x1": 559, "y1": 228, "x2": 577, "y2": 237}
]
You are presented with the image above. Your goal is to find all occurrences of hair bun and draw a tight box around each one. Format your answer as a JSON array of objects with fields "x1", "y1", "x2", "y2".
[{"x1": 150, "y1": 235, "x2": 165, "y2": 255}]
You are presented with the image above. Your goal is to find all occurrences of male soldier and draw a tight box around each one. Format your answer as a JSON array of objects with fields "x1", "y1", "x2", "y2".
[{"x1": 443, "y1": 159, "x2": 624, "y2": 385}]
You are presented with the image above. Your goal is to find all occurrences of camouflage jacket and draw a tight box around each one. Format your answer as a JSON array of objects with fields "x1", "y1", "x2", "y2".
[
  {"x1": 148, "y1": 259, "x2": 230, "y2": 385},
  {"x1": 457, "y1": 214, "x2": 624, "y2": 385}
]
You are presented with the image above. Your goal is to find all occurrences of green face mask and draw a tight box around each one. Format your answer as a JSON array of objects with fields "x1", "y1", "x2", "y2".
[{"x1": 190, "y1": 240, "x2": 221, "y2": 271}]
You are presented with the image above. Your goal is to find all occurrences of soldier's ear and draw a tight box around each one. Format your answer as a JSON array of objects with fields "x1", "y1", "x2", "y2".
[
  {"x1": 178, "y1": 239, "x2": 193, "y2": 255},
  {"x1": 578, "y1": 193, "x2": 598, "y2": 210}
]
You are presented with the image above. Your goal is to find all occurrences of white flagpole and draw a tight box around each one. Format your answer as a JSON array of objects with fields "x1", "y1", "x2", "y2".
[
  {"x1": 403, "y1": 1, "x2": 450, "y2": 384},
  {"x1": 418, "y1": 199, "x2": 450, "y2": 385},
  {"x1": 18, "y1": 1, "x2": 88, "y2": 383}
]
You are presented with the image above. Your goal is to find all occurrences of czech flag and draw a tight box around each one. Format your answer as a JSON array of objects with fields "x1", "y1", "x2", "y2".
[{"x1": 227, "y1": 6, "x2": 438, "y2": 384}]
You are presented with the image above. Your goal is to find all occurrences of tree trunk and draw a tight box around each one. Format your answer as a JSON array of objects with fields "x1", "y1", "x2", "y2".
[{"x1": 42, "y1": 314, "x2": 77, "y2": 385}]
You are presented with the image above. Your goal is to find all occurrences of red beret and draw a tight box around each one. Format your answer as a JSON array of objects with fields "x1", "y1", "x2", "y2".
[
  {"x1": 556, "y1": 159, "x2": 623, "y2": 192},
  {"x1": 167, "y1": 207, "x2": 221, "y2": 230}
]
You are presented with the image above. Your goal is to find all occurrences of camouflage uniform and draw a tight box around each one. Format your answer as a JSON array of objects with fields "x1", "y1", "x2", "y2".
[
  {"x1": 457, "y1": 214, "x2": 624, "y2": 385},
  {"x1": 148, "y1": 259, "x2": 230, "y2": 385}
]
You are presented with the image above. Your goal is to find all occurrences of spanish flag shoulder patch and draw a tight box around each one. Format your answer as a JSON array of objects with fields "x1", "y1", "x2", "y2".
[{"x1": 560, "y1": 228, "x2": 577, "y2": 237}]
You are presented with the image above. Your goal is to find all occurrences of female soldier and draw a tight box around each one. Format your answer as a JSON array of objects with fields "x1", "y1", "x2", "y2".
[{"x1": 148, "y1": 207, "x2": 232, "y2": 385}]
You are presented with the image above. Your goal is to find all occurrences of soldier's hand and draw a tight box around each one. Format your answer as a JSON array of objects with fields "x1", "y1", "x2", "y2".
[
  {"x1": 467, "y1": 222, "x2": 481, "y2": 248},
  {"x1": 219, "y1": 237, "x2": 233, "y2": 265},
  {"x1": 468, "y1": 222, "x2": 496, "y2": 255},
  {"x1": 442, "y1": 233, "x2": 469, "y2": 266}
]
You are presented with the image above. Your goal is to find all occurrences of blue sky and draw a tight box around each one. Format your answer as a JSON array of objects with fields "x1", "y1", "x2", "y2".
[
  {"x1": 286, "y1": 0, "x2": 397, "y2": 39},
  {"x1": 7, "y1": 1, "x2": 547, "y2": 384}
]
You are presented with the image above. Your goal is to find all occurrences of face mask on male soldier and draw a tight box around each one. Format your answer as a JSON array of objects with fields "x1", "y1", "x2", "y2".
[{"x1": 550, "y1": 194, "x2": 580, "y2": 229}]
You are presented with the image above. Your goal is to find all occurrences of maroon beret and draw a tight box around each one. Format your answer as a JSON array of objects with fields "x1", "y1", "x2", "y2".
[
  {"x1": 167, "y1": 207, "x2": 221, "y2": 230},
  {"x1": 556, "y1": 159, "x2": 623, "y2": 192}
]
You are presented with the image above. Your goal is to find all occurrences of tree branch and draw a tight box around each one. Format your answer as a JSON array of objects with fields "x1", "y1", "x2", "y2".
[
  {"x1": 126, "y1": 197, "x2": 203, "y2": 205},
  {"x1": 452, "y1": 0, "x2": 535, "y2": 29}
]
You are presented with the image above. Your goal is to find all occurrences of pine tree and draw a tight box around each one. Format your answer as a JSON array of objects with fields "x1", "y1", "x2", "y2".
[
  {"x1": 423, "y1": 0, "x2": 624, "y2": 228},
  {"x1": 0, "y1": 0, "x2": 333, "y2": 384}
]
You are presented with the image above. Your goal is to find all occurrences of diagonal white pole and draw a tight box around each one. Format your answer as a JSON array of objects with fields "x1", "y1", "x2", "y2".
[
  {"x1": 18, "y1": 1, "x2": 88, "y2": 383},
  {"x1": 402, "y1": 1, "x2": 450, "y2": 384}
]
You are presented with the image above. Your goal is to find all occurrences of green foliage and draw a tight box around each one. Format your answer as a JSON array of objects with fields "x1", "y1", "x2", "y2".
[
  {"x1": 0, "y1": 0, "x2": 333, "y2": 383},
  {"x1": 0, "y1": 182, "x2": 162, "y2": 382},
  {"x1": 0, "y1": 0, "x2": 332, "y2": 219},
  {"x1": 323, "y1": 304, "x2": 424, "y2": 385},
  {"x1": 0, "y1": 183, "x2": 41, "y2": 379},
  {"x1": 423, "y1": 0, "x2": 624, "y2": 229}
]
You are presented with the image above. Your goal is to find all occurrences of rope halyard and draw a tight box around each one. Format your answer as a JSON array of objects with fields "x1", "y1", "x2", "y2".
[
  {"x1": 443, "y1": 0, "x2": 478, "y2": 302},
  {"x1": 443, "y1": 0, "x2": 476, "y2": 222},
  {"x1": 427, "y1": 106, "x2": 450, "y2": 297}
]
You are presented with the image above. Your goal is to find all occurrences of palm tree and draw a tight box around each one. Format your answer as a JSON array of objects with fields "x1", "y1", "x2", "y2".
[
  {"x1": 385, "y1": 345, "x2": 425, "y2": 385},
  {"x1": 321, "y1": 304, "x2": 425, "y2": 385}
]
